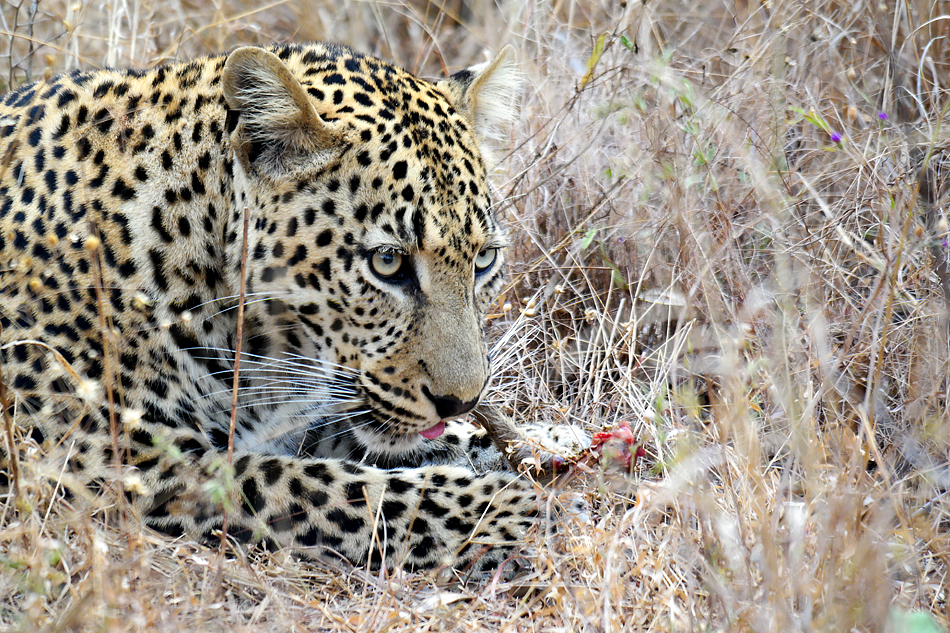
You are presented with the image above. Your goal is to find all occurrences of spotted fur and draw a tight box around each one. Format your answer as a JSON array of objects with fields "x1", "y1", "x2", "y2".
[{"x1": 0, "y1": 43, "x2": 577, "y2": 574}]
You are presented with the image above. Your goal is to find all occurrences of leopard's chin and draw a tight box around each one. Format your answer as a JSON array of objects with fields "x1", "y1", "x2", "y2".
[{"x1": 350, "y1": 413, "x2": 429, "y2": 457}]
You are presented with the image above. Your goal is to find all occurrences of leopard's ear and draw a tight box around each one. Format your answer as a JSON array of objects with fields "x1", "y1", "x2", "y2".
[
  {"x1": 440, "y1": 46, "x2": 521, "y2": 157},
  {"x1": 222, "y1": 46, "x2": 343, "y2": 176}
]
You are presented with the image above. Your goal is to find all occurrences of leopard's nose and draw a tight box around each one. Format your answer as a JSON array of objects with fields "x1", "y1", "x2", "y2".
[{"x1": 422, "y1": 386, "x2": 478, "y2": 420}]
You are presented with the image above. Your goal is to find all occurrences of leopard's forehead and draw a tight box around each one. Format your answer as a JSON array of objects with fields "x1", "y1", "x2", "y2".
[
  {"x1": 276, "y1": 43, "x2": 453, "y2": 114},
  {"x1": 272, "y1": 44, "x2": 501, "y2": 256},
  {"x1": 277, "y1": 43, "x2": 477, "y2": 164}
]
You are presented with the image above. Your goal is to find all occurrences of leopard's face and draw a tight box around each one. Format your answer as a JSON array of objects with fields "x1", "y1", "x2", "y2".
[{"x1": 222, "y1": 46, "x2": 514, "y2": 454}]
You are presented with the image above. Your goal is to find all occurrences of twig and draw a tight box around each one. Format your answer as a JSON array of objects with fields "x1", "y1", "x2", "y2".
[
  {"x1": 0, "y1": 322, "x2": 19, "y2": 501},
  {"x1": 219, "y1": 205, "x2": 250, "y2": 561},
  {"x1": 86, "y1": 227, "x2": 126, "y2": 507}
]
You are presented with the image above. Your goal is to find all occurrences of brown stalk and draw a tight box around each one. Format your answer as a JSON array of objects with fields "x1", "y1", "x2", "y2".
[
  {"x1": 219, "y1": 205, "x2": 250, "y2": 562},
  {"x1": 0, "y1": 323, "x2": 19, "y2": 501},
  {"x1": 86, "y1": 225, "x2": 128, "y2": 519}
]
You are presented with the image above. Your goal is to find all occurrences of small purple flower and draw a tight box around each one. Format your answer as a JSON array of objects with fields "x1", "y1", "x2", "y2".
[
  {"x1": 943, "y1": 239, "x2": 948, "y2": 249},
  {"x1": 878, "y1": 111, "x2": 888, "y2": 121},
  {"x1": 830, "y1": 132, "x2": 842, "y2": 143}
]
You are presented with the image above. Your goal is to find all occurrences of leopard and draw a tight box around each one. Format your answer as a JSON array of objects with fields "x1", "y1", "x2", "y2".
[{"x1": 0, "y1": 42, "x2": 586, "y2": 575}]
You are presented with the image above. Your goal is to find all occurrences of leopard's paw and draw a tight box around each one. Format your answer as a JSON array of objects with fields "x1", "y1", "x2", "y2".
[{"x1": 510, "y1": 422, "x2": 591, "y2": 477}]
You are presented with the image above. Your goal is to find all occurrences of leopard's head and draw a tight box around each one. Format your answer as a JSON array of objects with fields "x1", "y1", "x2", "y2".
[{"x1": 221, "y1": 44, "x2": 520, "y2": 454}]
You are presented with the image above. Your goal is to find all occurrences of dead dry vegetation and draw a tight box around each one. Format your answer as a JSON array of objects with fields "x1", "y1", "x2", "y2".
[{"x1": 1, "y1": 0, "x2": 950, "y2": 630}]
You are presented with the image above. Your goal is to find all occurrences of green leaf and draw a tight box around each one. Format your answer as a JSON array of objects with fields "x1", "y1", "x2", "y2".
[
  {"x1": 888, "y1": 609, "x2": 945, "y2": 633},
  {"x1": 790, "y1": 105, "x2": 830, "y2": 133},
  {"x1": 580, "y1": 33, "x2": 607, "y2": 89},
  {"x1": 620, "y1": 35, "x2": 634, "y2": 50},
  {"x1": 611, "y1": 268, "x2": 628, "y2": 290},
  {"x1": 598, "y1": 243, "x2": 629, "y2": 290},
  {"x1": 581, "y1": 228, "x2": 597, "y2": 249}
]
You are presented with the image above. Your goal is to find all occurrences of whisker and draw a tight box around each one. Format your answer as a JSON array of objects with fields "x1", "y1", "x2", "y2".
[
  {"x1": 212, "y1": 397, "x2": 360, "y2": 412},
  {"x1": 187, "y1": 347, "x2": 359, "y2": 375},
  {"x1": 198, "y1": 293, "x2": 291, "y2": 319}
]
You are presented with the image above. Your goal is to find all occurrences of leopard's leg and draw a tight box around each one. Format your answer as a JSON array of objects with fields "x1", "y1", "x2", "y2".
[
  {"x1": 376, "y1": 411, "x2": 590, "y2": 477},
  {"x1": 146, "y1": 451, "x2": 537, "y2": 574},
  {"x1": 472, "y1": 407, "x2": 591, "y2": 479}
]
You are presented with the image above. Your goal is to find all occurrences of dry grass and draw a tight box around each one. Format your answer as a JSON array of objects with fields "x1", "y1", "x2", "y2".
[{"x1": 2, "y1": 0, "x2": 950, "y2": 630}]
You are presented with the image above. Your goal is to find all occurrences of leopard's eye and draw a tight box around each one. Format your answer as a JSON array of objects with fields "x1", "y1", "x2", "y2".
[
  {"x1": 370, "y1": 250, "x2": 404, "y2": 279},
  {"x1": 474, "y1": 248, "x2": 497, "y2": 274}
]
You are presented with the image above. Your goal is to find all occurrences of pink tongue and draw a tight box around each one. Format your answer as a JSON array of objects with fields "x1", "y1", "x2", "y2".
[{"x1": 420, "y1": 421, "x2": 445, "y2": 440}]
